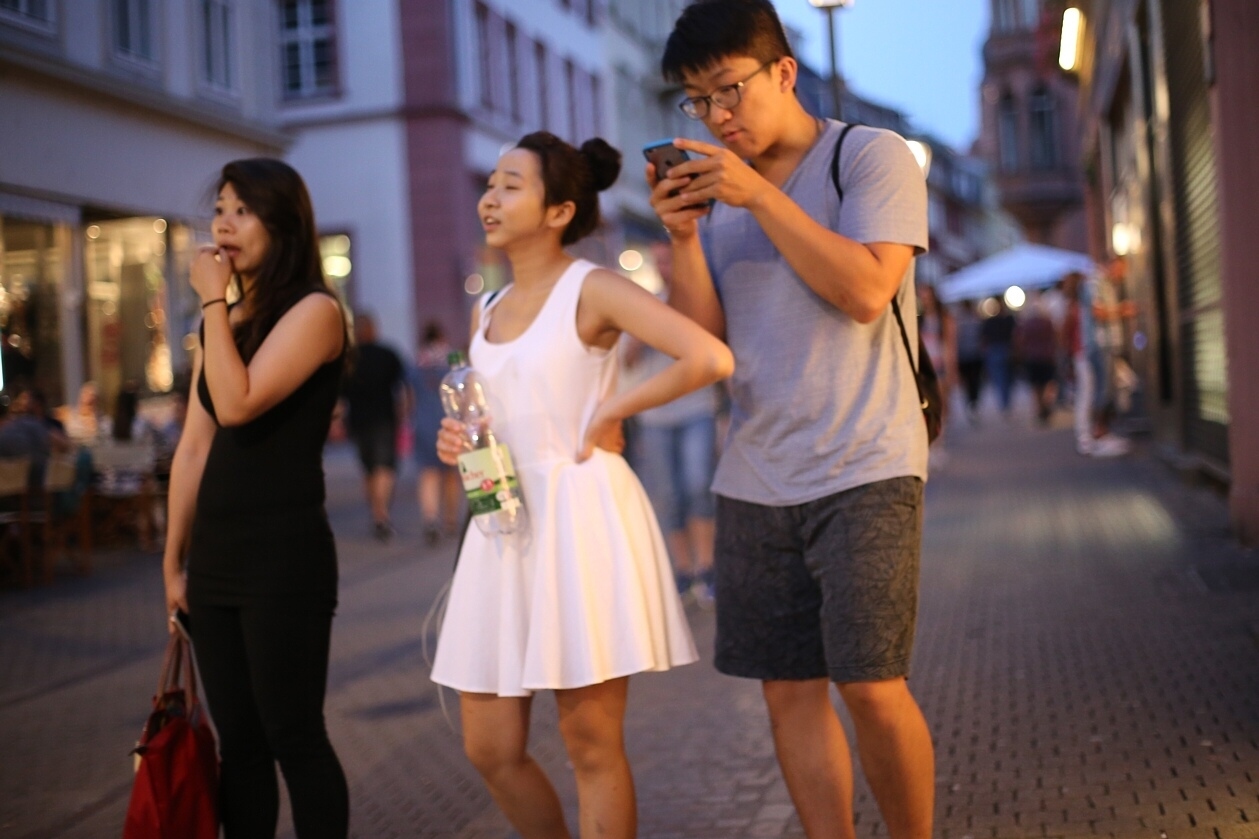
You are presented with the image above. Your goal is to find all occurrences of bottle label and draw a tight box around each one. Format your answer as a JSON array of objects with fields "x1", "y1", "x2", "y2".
[{"x1": 456, "y1": 443, "x2": 523, "y2": 516}]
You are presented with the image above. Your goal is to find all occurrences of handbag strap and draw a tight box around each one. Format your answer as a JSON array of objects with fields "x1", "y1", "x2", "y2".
[
  {"x1": 828, "y1": 123, "x2": 928, "y2": 410},
  {"x1": 155, "y1": 632, "x2": 201, "y2": 709}
]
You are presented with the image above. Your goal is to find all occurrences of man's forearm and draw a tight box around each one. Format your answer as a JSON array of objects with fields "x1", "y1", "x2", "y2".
[
  {"x1": 748, "y1": 188, "x2": 903, "y2": 324},
  {"x1": 668, "y1": 234, "x2": 726, "y2": 339}
]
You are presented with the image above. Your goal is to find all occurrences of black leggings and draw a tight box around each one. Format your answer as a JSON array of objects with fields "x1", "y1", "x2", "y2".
[{"x1": 188, "y1": 597, "x2": 348, "y2": 838}]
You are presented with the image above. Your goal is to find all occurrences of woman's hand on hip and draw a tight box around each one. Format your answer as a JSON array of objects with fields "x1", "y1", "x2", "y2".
[{"x1": 578, "y1": 402, "x2": 625, "y2": 463}]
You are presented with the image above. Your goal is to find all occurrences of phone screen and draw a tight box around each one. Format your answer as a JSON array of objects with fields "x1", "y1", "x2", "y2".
[
  {"x1": 643, "y1": 141, "x2": 692, "y2": 182},
  {"x1": 643, "y1": 141, "x2": 713, "y2": 210}
]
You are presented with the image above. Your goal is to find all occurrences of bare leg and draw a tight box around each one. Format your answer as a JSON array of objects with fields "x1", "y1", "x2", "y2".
[
  {"x1": 368, "y1": 467, "x2": 395, "y2": 525},
  {"x1": 461, "y1": 693, "x2": 571, "y2": 839},
  {"x1": 762, "y1": 679, "x2": 856, "y2": 839},
  {"x1": 665, "y1": 530, "x2": 694, "y2": 578},
  {"x1": 418, "y1": 467, "x2": 441, "y2": 524},
  {"x1": 686, "y1": 516, "x2": 715, "y2": 576},
  {"x1": 441, "y1": 469, "x2": 462, "y2": 533},
  {"x1": 556, "y1": 678, "x2": 635, "y2": 839},
  {"x1": 836, "y1": 678, "x2": 934, "y2": 839},
  {"x1": 418, "y1": 467, "x2": 443, "y2": 541}
]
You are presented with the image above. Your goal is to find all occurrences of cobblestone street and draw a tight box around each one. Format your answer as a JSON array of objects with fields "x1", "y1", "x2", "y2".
[{"x1": 1, "y1": 400, "x2": 1257, "y2": 839}]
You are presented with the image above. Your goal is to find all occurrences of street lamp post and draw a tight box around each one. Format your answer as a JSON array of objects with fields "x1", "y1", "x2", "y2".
[{"x1": 809, "y1": 0, "x2": 854, "y2": 121}]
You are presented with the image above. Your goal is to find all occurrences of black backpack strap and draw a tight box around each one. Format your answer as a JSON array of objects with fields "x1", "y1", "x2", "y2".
[
  {"x1": 829, "y1": 122, "x2": 858, "y2": 202},
  {"x1": 829, "y1": 123, "x2": 926, "y2": 400},
  {"x1": 891, "y1": 298, "x2": 927, "y2": 409}
]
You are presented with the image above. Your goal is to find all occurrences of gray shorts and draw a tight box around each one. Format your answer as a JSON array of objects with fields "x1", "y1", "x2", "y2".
[
  {"x1": 352, "y1": 422, "x2": 398, "y2": 472},
  {"x1": 714, "y1": 477, "x2": 924, "y2": 684}
]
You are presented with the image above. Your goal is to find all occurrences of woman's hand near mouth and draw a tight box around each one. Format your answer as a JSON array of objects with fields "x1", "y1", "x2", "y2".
[{"x1": 191, "y1": 244, "x2": 234, "y2": 306}]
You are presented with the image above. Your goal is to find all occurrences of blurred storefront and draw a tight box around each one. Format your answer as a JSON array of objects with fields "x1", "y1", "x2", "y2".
[
  {"x1": 0, "y1": 198, "x2": 213, "y2": 414},
  {"x1": 0, "y1": 0, "x2": 286, "y2": 412},
  {"x1": 1069, "y1": 0, "x2": 1259, "y2": 543},
  {"x1": 0, "y1": 210, "x2": 69, "y2": 401}
]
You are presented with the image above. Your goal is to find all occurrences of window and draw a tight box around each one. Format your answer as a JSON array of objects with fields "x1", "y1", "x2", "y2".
[
  {"x1": 993, "y1": 0, "x2": 1016, "y2": 33},
  {"x1": 1020, "y1": 0, "x2": 1040, "y2": 28},
  {"x1": 993, "y1": 0, "x2": 1039, "y2": 32},
  {"x1": 590, "y1": 73, "x2": 602, "y2": 136},
  {"x1": 0, "y1": 0, "x2": 56, "y2": 31},
  {"x1": 0, "y1": 216, "x2": 67, "y2": 401},
  {"x1": 505, "y1": 21, "x2": 521, "y2": 122},
  {"x1": 114, "y1": 0, "x2": 155, "y2": 62},
  {"x1": 84, "y1": 217, "x2": 176, "y2": 397},
  {"x1": 202, "y1": 0, "x2": 233, "y2": 89},
  {"x1": 997, "y1": 92, "x2": 1020, "y2": 172},
  {"x1": 319, "y1": 233, "x2": 353, "y2": 304},
  {"x1": 564, "y1": 59, "x2": 577, "y2": 141},
  {"x1": 534, "y1": 40, "x2": 549, "y2": 130},
  {"x1": 475, "y1": 2, "x2": 492, "y2": 109},
  {"x1": 281, "y1": 0, "x2": 338, "y2": 98},
  {"x1": 1029, "y1": 87, "x2": 1057, "y2": 170}
]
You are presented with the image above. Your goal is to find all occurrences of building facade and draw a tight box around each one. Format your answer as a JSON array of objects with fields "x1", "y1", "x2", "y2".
[
  {"x1": 975, "y1": 0, "x2": 1088, "y2": 251},
  {"x1": 0, "y1": 0, "x2": 288, "y2": 409},
  {"x1": 1071, "y1": 0, "x2": 1259, "y2": 543},
  {"x1": 281, "y1": 0, "x2": 696, "y2": 351},
  {"x1": 797, "y1": 50, "x2": 1015, "y2": 291}
]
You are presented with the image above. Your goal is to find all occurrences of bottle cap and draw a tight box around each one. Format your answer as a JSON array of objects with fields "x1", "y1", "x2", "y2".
[{"x1": 447, "y1": 350, "x2": 467, "y2": 367}]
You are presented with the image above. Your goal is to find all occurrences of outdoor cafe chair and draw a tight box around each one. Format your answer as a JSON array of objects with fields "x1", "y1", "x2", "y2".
[
  {"x1": 29, "y1": 453, "x2": 92, "y2": 584},
  {"x1": 0, "y1": 456, "x2": 33, "y2": 587}
]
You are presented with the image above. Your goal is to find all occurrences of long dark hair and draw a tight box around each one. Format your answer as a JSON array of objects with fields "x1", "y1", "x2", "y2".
[
  {"x1": 215, "y1": 158, "x2": 343, "y2": 362},
  {"x1": 513, "y1": 132, "x2": 621, "y2": 245}
]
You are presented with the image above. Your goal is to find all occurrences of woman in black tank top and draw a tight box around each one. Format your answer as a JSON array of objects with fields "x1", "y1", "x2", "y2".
[{"x1": 163, "y1": 159, "x2": 350, "y2": 838}]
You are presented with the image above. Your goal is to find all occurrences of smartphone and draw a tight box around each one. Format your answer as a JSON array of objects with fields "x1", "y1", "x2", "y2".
[{"x1": 643, "y1": 140, "x2": 713, "y2": 210}]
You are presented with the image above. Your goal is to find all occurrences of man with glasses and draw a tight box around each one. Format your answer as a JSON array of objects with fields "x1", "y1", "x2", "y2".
[{"x1": 650, "y1": 2, "x2": 932, "y2": 838}]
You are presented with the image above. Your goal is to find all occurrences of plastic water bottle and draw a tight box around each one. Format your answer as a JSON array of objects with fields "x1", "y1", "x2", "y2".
[{"x1": 439, "y1": 351, "x2": 527, "y2": 536}]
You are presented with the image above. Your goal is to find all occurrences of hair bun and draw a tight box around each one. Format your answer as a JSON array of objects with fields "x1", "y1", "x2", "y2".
[{"x1": 580, "y1": 138, "x2": 622, "y2": 192}]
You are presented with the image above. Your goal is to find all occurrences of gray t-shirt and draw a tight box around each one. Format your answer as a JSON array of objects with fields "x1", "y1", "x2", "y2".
[{"x1": 701, "y1": 120, "x2": 929, "y2": 505}]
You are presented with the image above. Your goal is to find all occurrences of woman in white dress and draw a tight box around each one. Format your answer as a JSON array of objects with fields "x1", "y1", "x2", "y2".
[{"x1": 432, "y1": 132, "x2": 734, "y2": 838}]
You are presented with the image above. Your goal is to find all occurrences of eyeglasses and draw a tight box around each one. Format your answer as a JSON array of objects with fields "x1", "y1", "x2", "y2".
[{"x1": 678, "y1": 61, "x2": 776, "y2": 120}]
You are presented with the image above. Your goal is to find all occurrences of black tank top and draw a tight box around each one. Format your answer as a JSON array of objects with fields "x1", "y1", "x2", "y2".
[{"x1": 188, "y1": 290, "x2": 345, "y2": 601}]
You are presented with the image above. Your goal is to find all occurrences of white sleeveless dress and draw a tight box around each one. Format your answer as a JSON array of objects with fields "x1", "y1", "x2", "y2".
[{"x1": 430, "y1": 259, "x2": 698, "y2": 697}]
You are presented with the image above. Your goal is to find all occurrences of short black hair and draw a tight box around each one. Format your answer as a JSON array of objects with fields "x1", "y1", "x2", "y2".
[{"x1": 662, "y1": 0, "x2": 794, "y2": 84}]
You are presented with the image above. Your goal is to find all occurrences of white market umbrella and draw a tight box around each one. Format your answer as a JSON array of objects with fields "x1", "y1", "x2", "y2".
[{"x1": 937, "y1": 243, "x2": 1096, "y2": 303}]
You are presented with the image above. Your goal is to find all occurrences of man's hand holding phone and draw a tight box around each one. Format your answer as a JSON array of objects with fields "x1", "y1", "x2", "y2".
[
  {"x1": 645, "y1": 140, "x2": 711, "y2": 240},
  {"x1": 645, "y1": 138, "x2": 771, "y2": 238}
]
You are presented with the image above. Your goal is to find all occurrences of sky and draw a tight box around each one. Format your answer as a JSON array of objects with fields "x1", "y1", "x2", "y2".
[{"x1": 771, "y1": 1, "x2": 991, "y2": 152}]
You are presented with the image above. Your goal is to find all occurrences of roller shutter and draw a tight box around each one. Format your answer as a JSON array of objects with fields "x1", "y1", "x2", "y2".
[{"x1": 1161, "y1": 0, "x2": 1229, "y2": 465}]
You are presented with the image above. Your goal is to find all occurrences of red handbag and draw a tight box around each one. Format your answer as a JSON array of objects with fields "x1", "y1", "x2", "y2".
[{"x1": 124, "y1": 629, "x2": 220, "y2": 839}]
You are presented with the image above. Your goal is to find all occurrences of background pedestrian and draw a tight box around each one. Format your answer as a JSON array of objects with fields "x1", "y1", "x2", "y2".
[
  {"x1": 342, "y1": 313, "x2": 408, "y2": 541},
  {"x1": 981, "y1": 298, "x2": 1016, "y2": 417},
  {"x1": 1013, "y1": 294, "x2": 1059, "y2": 424},
  {"x1": 622, "y1": 240, "x2": 720, "y2": 607},
  {"x1": 408, "y1": 320, "x2": 461, "y2": 544},
  {"x1": 954, "y1": 299, "x2": 985, "y2": 424}
]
